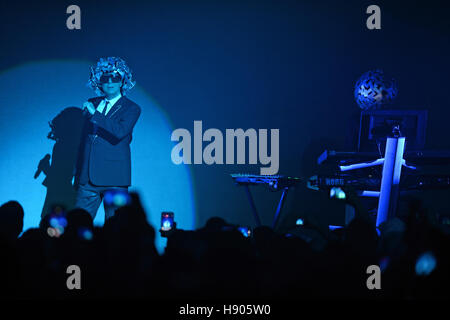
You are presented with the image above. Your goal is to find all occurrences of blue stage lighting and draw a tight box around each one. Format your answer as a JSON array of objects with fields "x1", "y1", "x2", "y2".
[
  {"x1": 78, "y1": 227, "x2": 93, "y2": 241},
  {"x1": 415, "y1": 251, "x2": 437, "y2": 276},
  {"x1": 379, "y1": 256, "x2": 390, "y2": 272}
]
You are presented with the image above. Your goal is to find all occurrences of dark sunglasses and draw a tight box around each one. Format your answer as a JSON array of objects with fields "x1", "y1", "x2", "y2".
[{"x1": 99, "y1": 73, "x2": 123, "y2": 84}]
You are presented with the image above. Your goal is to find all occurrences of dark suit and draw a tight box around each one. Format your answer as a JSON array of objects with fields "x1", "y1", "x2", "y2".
[{"x1": 74, "y1": 95, "x2": 141, "y2": 219}]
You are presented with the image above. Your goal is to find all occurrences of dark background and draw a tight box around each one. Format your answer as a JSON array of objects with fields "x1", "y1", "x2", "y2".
[{"x1": 1, "y1": 0, "x2": 449, "y2": 231}]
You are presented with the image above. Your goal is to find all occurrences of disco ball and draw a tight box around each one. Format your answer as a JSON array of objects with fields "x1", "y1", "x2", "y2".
[{"x1": 354, "y1": 70, "x2": 398, "y2": 110}]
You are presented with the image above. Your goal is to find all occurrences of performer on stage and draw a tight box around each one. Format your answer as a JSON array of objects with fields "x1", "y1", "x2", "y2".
[{"x1": 74, "y1": 57, "x2": 141, "y2": 220}]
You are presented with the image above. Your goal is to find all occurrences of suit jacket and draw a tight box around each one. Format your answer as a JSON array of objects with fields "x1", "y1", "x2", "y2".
[{"x1": 75, "y1": 95, "x2": 141, "y2": 187}]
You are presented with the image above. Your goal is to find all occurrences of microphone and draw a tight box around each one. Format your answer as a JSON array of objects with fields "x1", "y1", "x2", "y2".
[{"x1": 34, "y1": 154, "x2": 51, "y2": 179}]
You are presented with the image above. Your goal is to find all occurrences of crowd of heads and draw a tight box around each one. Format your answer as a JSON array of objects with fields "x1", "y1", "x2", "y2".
[{"x1": 0, "y1": 191, "x2": 449, "y2": 300}]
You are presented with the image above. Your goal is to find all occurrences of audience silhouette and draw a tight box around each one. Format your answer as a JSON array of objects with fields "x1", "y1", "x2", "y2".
[{"x1": 0, "y1": 190, "x2": 449, "y2": 300}]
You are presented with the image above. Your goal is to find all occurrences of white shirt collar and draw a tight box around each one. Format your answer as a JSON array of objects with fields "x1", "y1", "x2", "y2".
[{"x1": 105, "y1": 93, "x2": 122, "y2": 107}]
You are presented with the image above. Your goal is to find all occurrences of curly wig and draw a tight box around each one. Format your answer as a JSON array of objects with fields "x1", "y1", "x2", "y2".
[{"x1": 87, "y1": 57, "x2": 136, "y2": 96}]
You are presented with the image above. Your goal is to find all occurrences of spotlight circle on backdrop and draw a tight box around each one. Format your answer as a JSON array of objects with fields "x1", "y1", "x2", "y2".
[
  {"x1": 354, "y1": 69, "x2": 398, "y2": 110},
  {"x1": 0, "y1": 60, "x2": 196, "y2": 253}
]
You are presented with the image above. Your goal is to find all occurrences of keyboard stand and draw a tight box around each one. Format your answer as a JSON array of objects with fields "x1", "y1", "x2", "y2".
[
  {"x1": 376, "y1": 137, "x2": 406, "y2": 227},
  {"x1": 243, "y1": 185, "x2": 262, "y2": 227},
  {"x1": 338, "y1": 136, "x2": 407, "y2": 227},
  {"x1": 242, "y1": 185, "x2": 290, "y2": 229}
]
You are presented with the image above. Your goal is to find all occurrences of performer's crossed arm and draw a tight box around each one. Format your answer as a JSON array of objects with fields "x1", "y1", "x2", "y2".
[{"x1": 83, "y1": 101, "x2": 141, "y2": 140}]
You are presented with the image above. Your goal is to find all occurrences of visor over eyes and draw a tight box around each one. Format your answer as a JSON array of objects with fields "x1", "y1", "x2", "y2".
[{"x1": 100, "y1": 72, "x2": 123, "y2": 83}]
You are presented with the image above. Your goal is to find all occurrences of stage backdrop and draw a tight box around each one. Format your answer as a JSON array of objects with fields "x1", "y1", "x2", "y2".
[{"x1": 0, "y1": 0, "x2": 449, "y2": 245}]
